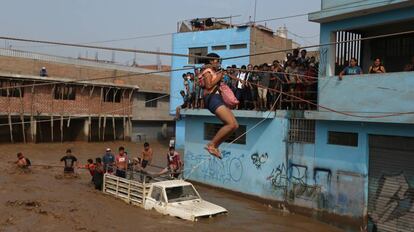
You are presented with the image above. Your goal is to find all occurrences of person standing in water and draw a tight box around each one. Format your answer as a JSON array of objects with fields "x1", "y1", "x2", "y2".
[{"x1": 200, "y1": 53, "x2": 239, "y2": 159}]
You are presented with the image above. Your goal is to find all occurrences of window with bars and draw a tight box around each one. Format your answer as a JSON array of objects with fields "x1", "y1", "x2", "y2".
[
  {"x1": 328, "y1": 131, "x2": 358, "y2": 147},
  {"x1": 335, "y1": 31, "x2": 362, "y2": 74},
  {"x1": 288, "y1": 119, "x2": 315, "y2": 143},
  {"x1": 204, "y1": 123, "x2": 246, "y2": 145},
  {"x1": 0, "y1": 80, "x2": 24, "y2": 97}
]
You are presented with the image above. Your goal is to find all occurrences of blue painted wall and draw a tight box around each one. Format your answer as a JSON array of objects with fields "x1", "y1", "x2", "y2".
[
  {"x1": 310, "y1": 0, "x2": 411, "y2": 22},
  {"x1": 312, "y1": 120, "x2": 414, "y2": 217},
  {"x1": 314, "y1": 72, "x2": 414, "y2": 123},
  {"x1": 183, "y1": 115, "x2": 288, "y2": 202},
  {"x1": 181, "y1": 113, "x2": 414, "y2": 218}
]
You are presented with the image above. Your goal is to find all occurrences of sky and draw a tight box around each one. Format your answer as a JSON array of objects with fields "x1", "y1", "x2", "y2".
[{"x1": 0, "y1": 0, "x2": 321, "y2": 65}]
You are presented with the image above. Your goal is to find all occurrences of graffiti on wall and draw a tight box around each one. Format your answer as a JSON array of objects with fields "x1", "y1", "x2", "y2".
[
  {"x1": 250, "y1": 152, "x2": 268, "y2": 169},
  {"x1": 267, "y1": 163, "x2": 332, "y2": 202},
  {"x1": 186, "y1": 150, "x2": 244, "y2": 184},
  {"x1": 267, "y1": 163, "x2": 288, "y2": 189},
  {"x1": 370, "y1": 173, "x2": 414, "y2": 232}
]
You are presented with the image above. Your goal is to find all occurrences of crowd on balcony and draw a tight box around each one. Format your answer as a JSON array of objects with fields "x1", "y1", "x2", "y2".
[
  {"x1": 178, "y1": 49, "x2": 319, "y2": 115},
  {"x1": 337, "y1": 55, "x2": 414, "y2": 80}
]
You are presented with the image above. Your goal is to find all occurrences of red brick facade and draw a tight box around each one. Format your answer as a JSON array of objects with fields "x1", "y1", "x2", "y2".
[{"x1": 0, "y1": 79, "x2": 134, "y2": 117}]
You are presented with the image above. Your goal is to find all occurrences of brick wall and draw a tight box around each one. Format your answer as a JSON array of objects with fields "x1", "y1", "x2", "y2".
[
  {"x1": 0, "y1": 56, "x2": 170, "y2": 93},
  {"x1": 0, "y1": 82, "x2": 133, "y2": 117},
  {"x1": 250, "y1": 27, "x2": 293, "y2": 65}
]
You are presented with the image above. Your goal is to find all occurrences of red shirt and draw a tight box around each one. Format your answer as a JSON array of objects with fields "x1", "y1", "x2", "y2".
[
  {"x1": 116, "y1": 154, "x2": 128, "y2": 170},
  {"x1": 85, "y1": 163, "x2": 96, "y2": 176},
  {"x1": 167, "y1": 152, "x2": 181, "y2": 169}
]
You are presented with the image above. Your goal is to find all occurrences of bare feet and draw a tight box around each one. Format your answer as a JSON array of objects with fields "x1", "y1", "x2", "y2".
[{"x1": 204, "y1": 144, "x2": 222, "y2": 159}]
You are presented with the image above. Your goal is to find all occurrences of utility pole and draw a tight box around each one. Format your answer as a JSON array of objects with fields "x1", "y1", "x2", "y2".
[{"x1": 253, "y1": 0, "x2": 257, "y2": 23}]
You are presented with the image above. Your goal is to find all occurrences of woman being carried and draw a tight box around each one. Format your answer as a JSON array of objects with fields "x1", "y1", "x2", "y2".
[{"x1": 200, "y1": 53, "x2": 239, "y2": 159}]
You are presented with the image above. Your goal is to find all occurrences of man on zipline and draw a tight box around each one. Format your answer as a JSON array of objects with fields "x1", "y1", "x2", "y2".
[{"x1": 200, "y1": 53, "x2": 239, "y2": 159}]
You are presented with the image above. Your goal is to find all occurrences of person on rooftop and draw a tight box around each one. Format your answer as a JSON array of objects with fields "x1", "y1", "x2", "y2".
[
  {"x1": 338, "y1": 58, "x2": 363, "y2": 80},
  {"x1": 39, "y1": 67, "x2": 48, "y2": 77}
]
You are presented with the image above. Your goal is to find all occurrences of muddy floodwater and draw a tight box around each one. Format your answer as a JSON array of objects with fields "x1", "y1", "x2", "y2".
[{"x1": 0, "y1": 141, "x2": 343, "y2": 232}]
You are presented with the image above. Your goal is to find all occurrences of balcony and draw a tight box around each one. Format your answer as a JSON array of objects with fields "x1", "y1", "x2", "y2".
[
  {"x1": 309, "y1": 0, "x2": 414, "y2": 23},
  {"x1": 305, "y1": 72, "x2": 414, "y2": 124}
]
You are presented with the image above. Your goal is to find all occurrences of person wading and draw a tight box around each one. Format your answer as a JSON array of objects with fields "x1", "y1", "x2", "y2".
[{"x1": 200, "y1": 53, "x2": 239, "y2": 159}]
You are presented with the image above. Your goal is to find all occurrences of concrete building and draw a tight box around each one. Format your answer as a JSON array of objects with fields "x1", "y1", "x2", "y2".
[
  {"x1": 0, "y1": 72, "x2": 136, "y2": 143},
  {"x1": 173, "y1": 3, "x2": 414, "y2": 231},
  {"x1": 170, "y1": 22, "x2": 297, "y2": 149},
  {"x1": 0, "y1": 48, "x2": 174, "y2": 143}
]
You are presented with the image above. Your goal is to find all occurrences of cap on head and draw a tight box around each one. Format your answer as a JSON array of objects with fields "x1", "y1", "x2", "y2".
[{"x1": 106, "y1": 148, "x2": 111, "y2": 152}]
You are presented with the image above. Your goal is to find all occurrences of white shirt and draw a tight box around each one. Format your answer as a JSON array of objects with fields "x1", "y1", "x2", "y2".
[{"x1": 237, "y1": 72, "x2": 246, "y2": 89}]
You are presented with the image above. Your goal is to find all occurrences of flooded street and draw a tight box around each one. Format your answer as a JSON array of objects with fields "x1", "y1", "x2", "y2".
[{"x1": 0, "y1": 141, "x2": 342, "y2": 232}]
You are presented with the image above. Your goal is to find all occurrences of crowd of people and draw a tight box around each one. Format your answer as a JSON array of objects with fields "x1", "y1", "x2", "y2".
[
  {"x1": 177, "y1": 49, "x2": 319, "y2": 116},
  {"x1": 14, "y1": 143, "x2": 183, "y2": 190},
  {"x1": 177, "y1": 50, "x2": 414, "y2": 117}
]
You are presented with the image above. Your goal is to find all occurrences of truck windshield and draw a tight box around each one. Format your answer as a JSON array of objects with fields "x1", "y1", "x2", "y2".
[{"x1": 165, "y1": 185, "x2": 200, "y2": 203}]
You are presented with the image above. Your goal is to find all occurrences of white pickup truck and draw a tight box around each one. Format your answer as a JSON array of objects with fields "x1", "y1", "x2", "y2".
[{"x1": 102, "y1": 173, "x2": 227, "y2": 221}]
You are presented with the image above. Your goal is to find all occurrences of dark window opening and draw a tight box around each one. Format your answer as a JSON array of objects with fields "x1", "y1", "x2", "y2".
[
  {"x1": 103, "y1": 88, "x2": 121, "y2": 102},
  {"x1": 328, "y1": 131, "x2": 358, "y2": 147},
  {"x1": 145, "y1": 93, "x2": 159, "y2": 108},
  {"x1": 229, "y1": 44, "x2": 247, "y2": 49},
  {"x1": 212, "y1": 45, "x2": 227, "y2": 51},
  {"x1": 204, "y1": 123, "x2": 246, "y2": 145},
  {"x1": 54, "y1": 85, "x2": 76, "y2": 100},
  {"x1": 334, "y1": 20, "x2": 414, "y2": 74},
  {"x1": 188, "y1": 47, "x2": 208, "y2": 64},
  {"x1": 0, "y1": 80, "x2": 24, "y2": 97}
]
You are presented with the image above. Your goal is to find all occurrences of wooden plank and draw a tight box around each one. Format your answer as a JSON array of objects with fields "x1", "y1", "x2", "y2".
[{"x1": 30, "y1": 81, "x2": 35, "y2": 142}]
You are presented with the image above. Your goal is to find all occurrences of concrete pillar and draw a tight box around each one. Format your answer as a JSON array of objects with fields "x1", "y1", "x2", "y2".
[
  {"x1": 28, "y1": 119, "x2": 37, "y2": 143},
  {"x1": 124, "y1": 118, "x2": 132, "y2": 141},
  {"x1": 82, "y1": 118, "x2": 90, "y2": 142}
]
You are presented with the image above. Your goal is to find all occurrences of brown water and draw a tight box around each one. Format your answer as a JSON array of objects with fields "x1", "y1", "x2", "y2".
[{"x1": 0, "y1": 142, "x2": 343, "y2": 232}]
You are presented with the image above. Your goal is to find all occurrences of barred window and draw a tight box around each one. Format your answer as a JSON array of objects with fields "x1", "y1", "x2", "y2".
[
  {"x1": 204, "y1": 123, "x2": 246, "y2": 145},
  {"x1": 288, "y1": 119, "x2": 315, "y2": 143}
]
